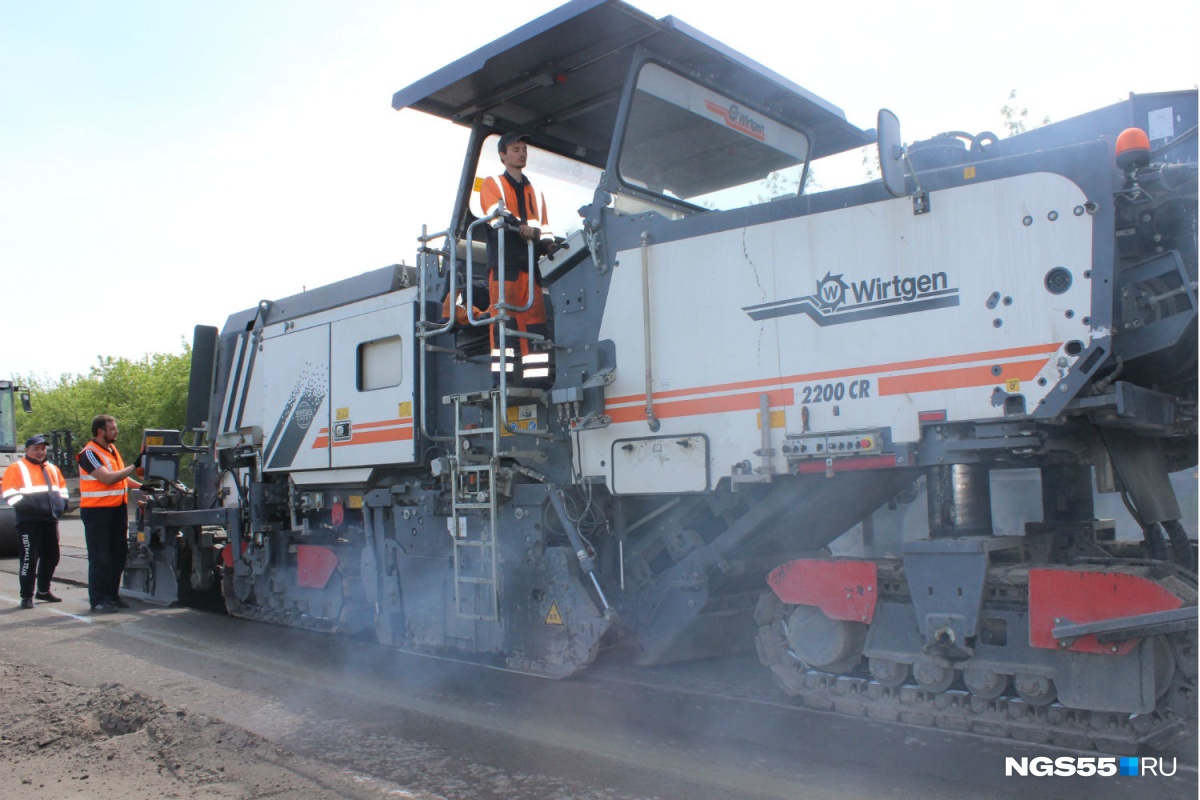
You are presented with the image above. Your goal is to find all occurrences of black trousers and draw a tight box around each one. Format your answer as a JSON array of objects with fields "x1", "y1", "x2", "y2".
[
  {"x1": 81, "y1": 505, "x2": 128, "y2": 607},
  {"x1": 17, "y1": 519, "x2": 60, "y2": 599}
]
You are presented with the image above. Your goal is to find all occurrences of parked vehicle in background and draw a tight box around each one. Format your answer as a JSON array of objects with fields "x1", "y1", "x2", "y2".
[{"x1": 0, "y1": 381, "x2": 32, "y2": 556}]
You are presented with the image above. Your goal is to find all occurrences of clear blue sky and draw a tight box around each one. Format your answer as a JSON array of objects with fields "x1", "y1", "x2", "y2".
[{"x1": 3, "y1": 0, "x2": 1197, "y2": 379}]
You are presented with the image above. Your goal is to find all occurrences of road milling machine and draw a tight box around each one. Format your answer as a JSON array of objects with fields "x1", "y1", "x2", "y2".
[{"x1": 125, "y1": 0, "x2": 1198, "y2": 752}]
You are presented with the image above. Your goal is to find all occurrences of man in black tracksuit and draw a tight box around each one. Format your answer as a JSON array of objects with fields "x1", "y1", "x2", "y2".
[{"x1": 1, "y1": 435, "x2": 69, "y2": 608}]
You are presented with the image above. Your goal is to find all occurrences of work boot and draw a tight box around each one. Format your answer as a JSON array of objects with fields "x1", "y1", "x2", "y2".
[
  {"x1": 91, "y1": 602, "x2": 119, "y2": 614},
  {"x1": 35, "y1": 591, "x2": 62, "y2": 603},
  {"x1": 19, "y1": 598, "x2": 34, "y2": 609}
]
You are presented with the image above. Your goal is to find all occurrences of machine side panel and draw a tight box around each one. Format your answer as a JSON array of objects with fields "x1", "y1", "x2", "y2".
[
  {"x1": 582, "y1": 171, "x2": 1096, "y2": 484},
  {"x1": 328, "y1": 301, "x2": 417, "y2": 468},
  {"x1": 259, "y1": 323, "x2": 331, "y2": 473},
  {"x1": 213, "y1": 331, "x2": 262, "y2": 441}
]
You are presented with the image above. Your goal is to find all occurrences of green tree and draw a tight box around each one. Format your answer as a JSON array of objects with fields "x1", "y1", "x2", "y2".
[
  {"x1": 1000, "y1": 89, "x2": 1051, "y2": 137},
  {"x1": 861, "y1": 146, "x2": 881, "y2": 181},
  {"x1": 13, "y1": 343, "x2": 192, "y2": 468}
]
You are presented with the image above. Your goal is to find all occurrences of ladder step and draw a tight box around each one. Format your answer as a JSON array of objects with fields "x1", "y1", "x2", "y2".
[
  {"x1": 458, "y1": 427, "x2": 496, "y2": 435},
  {"x1": 456, "y1": 577, "x2": 494, "y2": 585},
  {"x1": 453, "y1": 502, "x2": 493, "y2": 510},
  {"x1": 444, "y1": 387, "x2": 545, "y2": 405},
  {"x1": 454, "y1": 540, "x2": 492, "y2": 548},
  {"x1": 444, "y1": 389, "x2": 498, "y2": 405}
]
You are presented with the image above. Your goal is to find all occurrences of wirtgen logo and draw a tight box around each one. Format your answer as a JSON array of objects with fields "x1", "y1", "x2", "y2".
[
  {"x1": 1004, "y1": 756, "x2": 1178, "y2": 777},
  {"x1": 743, "y1": 270, "x2": 959, "y2": 325},
  {"x1": 704, "y1": 100, "x2": 766, "y2": 141}
]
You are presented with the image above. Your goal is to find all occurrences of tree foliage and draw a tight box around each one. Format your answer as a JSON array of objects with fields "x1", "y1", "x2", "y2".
[
  {"x1": 1000, "y1": 89, "x2": 1051, "y2": 137},
  {"x1": 12, "y1": 344, "x2": 192, "y2": 469}
]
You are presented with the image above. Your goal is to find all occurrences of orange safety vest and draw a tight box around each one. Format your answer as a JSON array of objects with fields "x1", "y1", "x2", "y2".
[
  {"x1": 77, "y1": 440, "x2": 131, "y2": 508},
  {"x1": 480, "y1": 174, "x2": 550, "y2": 233},
  {"x1": 479, "y1": 172, "x2": 554, "y2": 380},
  {"x1": 1, "y1": 457, "x2": 68, "y2": 518}
]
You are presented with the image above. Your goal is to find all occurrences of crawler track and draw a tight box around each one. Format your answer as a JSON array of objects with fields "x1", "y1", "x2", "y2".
[{"x1": 755, "y1": 591, "x2": 1198, "y2": 755}]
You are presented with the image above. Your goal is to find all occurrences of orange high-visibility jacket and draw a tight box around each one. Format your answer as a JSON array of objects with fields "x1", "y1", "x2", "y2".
[
  {"x1": 480, "y1": 174, "x2": 550, "y2": 232},
  {"x1": 77, "y1": 440, "x2": 132, "y2": 508},
  {"x1": 2, "y1": 456, "x2": 69, "y2": 521},
  {"x1": 481, "y1": 173, "x2": 552, "y2": 283}
]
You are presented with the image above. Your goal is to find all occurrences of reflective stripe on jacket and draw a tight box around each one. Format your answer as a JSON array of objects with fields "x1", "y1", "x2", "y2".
[
  {"x1": 1, "y1": 457, "x2": 68, "y2": 521},
  {"x1": 480, "y1": 174, "x2": 550, "y2": 233},
  {"x1": 77, "y1": 440, "x2": 130, "y2": 508},
  {"x1": 480, "y1": 174, "x2": 553, "y2": 283}
]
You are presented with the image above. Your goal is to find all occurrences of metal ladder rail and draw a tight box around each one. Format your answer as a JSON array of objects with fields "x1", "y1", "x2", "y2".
[
  {"x1": 464, "y1": 210, "x2": 553, "y2": 441},
  {"x1": 449, "y1": 392, "x2": 501, "y2": 621},
  {"x1": 415, "y1": 224, "x2": 457, "y2": 444}
]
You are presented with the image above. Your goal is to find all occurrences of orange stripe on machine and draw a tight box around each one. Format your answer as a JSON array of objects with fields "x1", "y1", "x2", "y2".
[
  {"x1": 606, "y1": 388, "x2": 794, "y2": 425},
  {"x1": 312, "y1": 418, "x2": 414, "y2": 449},
  {"x1": 602, "y1": 343, "x2": 1061, "y2": 425},
  {"x1": 877, "y1": 358, "x2": 1048, "y2": 396},
  {"x1": 605, "y1": 342, "x2": 1061, "y2": 407}
]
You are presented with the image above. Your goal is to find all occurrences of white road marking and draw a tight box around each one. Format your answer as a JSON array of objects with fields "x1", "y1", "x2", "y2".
[{"x1": 1, "y1": 593, "x2": 94, "y2": 623}]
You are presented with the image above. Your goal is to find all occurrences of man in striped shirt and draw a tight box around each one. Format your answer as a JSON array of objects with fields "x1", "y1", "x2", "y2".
[{"x1": 77, "y1": 414, "x2": 140, "y2": 614}]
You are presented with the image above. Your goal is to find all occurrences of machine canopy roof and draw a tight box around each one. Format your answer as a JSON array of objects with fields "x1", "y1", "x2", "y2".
[{"x1": 391, "y1": 0, "x2": 872, "y2": 170}]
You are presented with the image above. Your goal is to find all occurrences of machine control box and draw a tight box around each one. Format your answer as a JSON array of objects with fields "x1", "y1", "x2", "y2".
[{"x1": 782, "y1": 429, "x2": 882, "y2": 460}]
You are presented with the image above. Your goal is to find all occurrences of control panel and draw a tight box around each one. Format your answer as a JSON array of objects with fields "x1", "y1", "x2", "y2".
[{"x1": 782, "y1": 429, "x2": 881, "y2": 460}]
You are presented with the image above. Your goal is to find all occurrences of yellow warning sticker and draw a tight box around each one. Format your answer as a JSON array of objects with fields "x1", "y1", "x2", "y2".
[
  {"x1": 756, "y1": 410, "x2": 786, "y2": 430},
  {"x1": 145, "y1": 436, "x2": 164, "y2": 446},
  {"x1": 336, "y1": 407, "x2": 350, "y2": 421},
  {"x1": 347, "y1": 495, "x2": 364, "y2": 509},
  {"x1": 964, "y1": 166, "x2": 977, "y2": 180},
  {"x1": 1006, "y1": 378, "x2": 1021, "y2": 392},
  {"x1": 398, "y1": 401, "x2": 412, "y2": 418},
  {"x1": 545, "y1": 603, "x2": 563, "y2": 626},
  {"x1": 473, "y1": 177, "x2": 483, "y2": 192},
  {"x1": 502, "y1": 405, "x2": 539, "y2": 436}
]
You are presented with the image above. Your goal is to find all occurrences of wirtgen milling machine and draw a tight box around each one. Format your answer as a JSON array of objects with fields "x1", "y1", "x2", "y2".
[{"x1": 125, "y1": 0, "x2": 1197, "y2": 752}]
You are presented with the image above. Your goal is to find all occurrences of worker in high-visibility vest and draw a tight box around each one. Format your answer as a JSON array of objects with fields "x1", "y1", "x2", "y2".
[
  {"x1": 480, "y1": 132, "x2": 557, "y2": 388},
  {"x1": 76, "y1": 414, "x2": 140, "y2": 614},
  {"x1": 2, "y1": 435, "x2": 69, "y2": 608}
]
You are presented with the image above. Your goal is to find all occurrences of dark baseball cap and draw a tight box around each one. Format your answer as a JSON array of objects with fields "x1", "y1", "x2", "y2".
[
  {"x1": 497, "y1": 132, "x2": 531, "y2": 152},
  {"x1": 24, "y1": 435, "x2": 48, "y2": 448}
]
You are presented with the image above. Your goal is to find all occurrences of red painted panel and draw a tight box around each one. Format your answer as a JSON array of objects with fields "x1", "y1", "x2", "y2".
[
  {"x1": 792, "y1": 454, "x2": 898, "y2": 475},
  {"x1": 767, "y1": 559, "x2": 878, "y2": 623},
  {"x1": 1028, "y1": 569, "x2": 1183, "y2": 654},
  {"x1": 221, "y1": 540, "x2": 247, "y2": 569},
  {"x1": 296, "y1": 544, "x2": 339, "y2": 590}
]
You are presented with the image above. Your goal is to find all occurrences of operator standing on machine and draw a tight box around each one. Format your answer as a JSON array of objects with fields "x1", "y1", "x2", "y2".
[
  {"x1": 77, "y1": 414, "x2": 140, "y2": 614},
  {"x1": 2, "y1": 435, "x2": 69, "y2": 608},
  {"x1": 481, "y1": 132, "x2": 556, "y2": 387}
]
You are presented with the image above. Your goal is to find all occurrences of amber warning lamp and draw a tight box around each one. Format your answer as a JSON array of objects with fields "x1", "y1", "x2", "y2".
[{"x1": 1115, "y1": 127, "x2": 1151, "y2": 174}]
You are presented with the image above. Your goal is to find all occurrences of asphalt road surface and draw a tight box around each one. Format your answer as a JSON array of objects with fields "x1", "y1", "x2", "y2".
[{"x1": 0, "y1": 517, "x2": 1195, "y2": 799}]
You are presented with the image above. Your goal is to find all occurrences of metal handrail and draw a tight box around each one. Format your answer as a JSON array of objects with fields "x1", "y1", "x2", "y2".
[
  {"x1": 416, "y1": 224, "x2": 456, "y2": 442},
  {"x1": 416, "y1": 202, "x2": 550, "y2": 444},
  {"x1": 640, "y1": 231, "x2": 660, "y2": 432},
  {"x1": 417, "y1": 225, "x2": 458, "y2": 337},
  {"x1": 470, "y1": 202, "x2": 548, "y2": 439}
]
